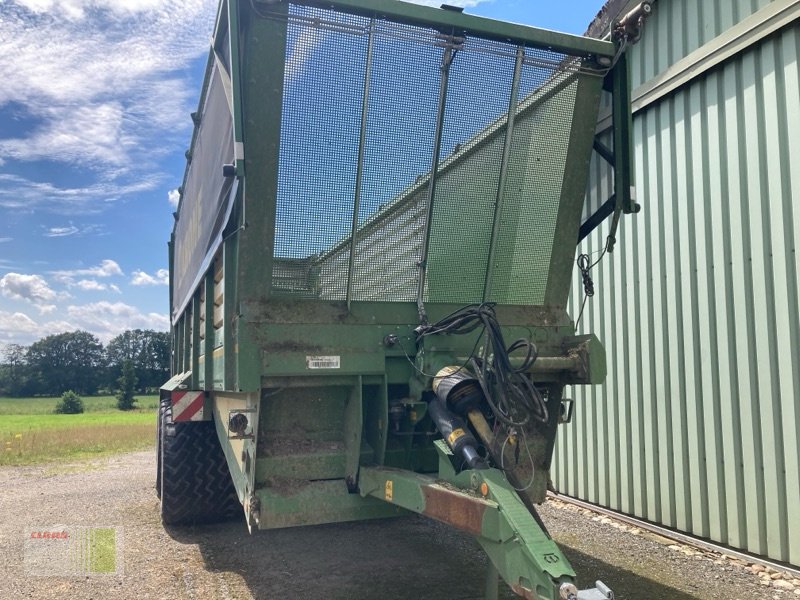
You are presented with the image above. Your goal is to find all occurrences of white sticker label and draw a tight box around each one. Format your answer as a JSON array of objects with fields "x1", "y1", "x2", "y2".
[{"x1": 306, "y1": 355, "x2": 340, "y2": 369}]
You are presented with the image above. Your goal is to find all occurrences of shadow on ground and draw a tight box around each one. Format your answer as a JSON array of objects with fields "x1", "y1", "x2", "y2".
[
  {"x1": 558, "y1": 544, "x2": 699, "y2": 600},
  {"x1": 165, "y1": 515, "x2": 698, "y2": 600}
]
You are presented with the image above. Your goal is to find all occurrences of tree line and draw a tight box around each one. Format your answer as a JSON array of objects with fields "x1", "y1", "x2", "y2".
[{"x1": 0, "y1": 329, "x2": 170, "y2": 397}]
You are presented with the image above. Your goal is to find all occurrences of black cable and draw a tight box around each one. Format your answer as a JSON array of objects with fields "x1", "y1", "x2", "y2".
[
  {"x1": 396, "y1": 334, "x2": 483, "y2": 379},
  {"x1": 416, "y1": 303, "x2": 548, "y2": 426},
  {"x1": 575, "y1": 246, "x2": 608, "y2": 329}
]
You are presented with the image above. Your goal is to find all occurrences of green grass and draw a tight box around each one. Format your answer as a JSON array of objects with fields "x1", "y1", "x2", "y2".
[
  {"x1": 0, "y1": 394, "x2": 159, "y2": 415},
  {"x1": 0, "y1": 394, "x2": 159, "y2": 466}
]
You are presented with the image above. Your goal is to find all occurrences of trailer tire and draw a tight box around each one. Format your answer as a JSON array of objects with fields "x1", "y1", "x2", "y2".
[{"x1": 159, "y1": 399, "x2": 240, "y2": 525}]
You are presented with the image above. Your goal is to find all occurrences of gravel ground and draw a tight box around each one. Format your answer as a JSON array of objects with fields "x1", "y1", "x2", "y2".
[{"x1": 0, "y1": 450, "x2": 796, "y2": 599}]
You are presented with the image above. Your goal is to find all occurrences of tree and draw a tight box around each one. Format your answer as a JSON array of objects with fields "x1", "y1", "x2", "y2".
[
  {"x1": 54, "y1": 390, "x2": 84, "y2": 414},
  {"x1": 106, "y1": 329, "x2": 170, "y2": 391},
  {"x1": 0, "y1": 344, "x2": 31, "y2": 396},
  {"x1": 116, "y1": 359, "x2": 137, "y2": 410},
  {"x1": 26, "y1": 331, "x2": 106, "y2": 396}
]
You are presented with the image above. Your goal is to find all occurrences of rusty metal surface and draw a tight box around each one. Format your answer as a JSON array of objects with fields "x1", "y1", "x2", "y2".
[{"x1": 422, "y1": 483, "x2": 490, "y2": 537}]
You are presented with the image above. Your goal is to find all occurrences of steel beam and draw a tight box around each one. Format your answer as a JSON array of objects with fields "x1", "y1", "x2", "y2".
[
  {"x1": 484, "y1": 45, "x2": 524, "y2": 302},
  {"x1": 359, "y1": 442, "x2": 578, "y2": 600},
  {"x1": 346, "y1": 20, "x2": 376, "y2": 309},
  {"x1": 283, "y1": 0, "x2": 615, "y2": 58}
]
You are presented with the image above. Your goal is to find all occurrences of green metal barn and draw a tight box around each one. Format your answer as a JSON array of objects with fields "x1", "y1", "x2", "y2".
[{"x1": 557, "y1": 0, "x2": 800, "y2": 568}]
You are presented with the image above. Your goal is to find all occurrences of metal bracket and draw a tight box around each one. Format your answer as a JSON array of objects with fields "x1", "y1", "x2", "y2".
[
  {"x1": 227, "y1": 407, "x2": 257, "y2": 439},
  {"x1": 612, "y1": 2, "x2": 653, "y2": 44},
  {"x1": 577, "y1": 581, "x2": 614, "y2": 600},
  {"x1": 559, "y1": 399, "x2": 574, "y2": 424}
]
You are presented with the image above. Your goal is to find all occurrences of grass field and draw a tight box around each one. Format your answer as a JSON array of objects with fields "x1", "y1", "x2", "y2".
[{"x1": 0, "y1": 395, "x2": 159, "y2": 466}]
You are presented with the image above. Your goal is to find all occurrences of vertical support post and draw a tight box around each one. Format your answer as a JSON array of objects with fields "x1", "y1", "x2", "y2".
[
  {"x1": 227, "y1": 0, "x2": 246, "y2": 176},
  {"x1": 483, "y1": 44, "x2": 524, "y2": 301},
  {"x1": 346, "y1": 19, "x2": 376, "y2": 310},
  {"x1": 343, "y1": 376, "x2": 364, "y2": 491},
  {"x1": 191, "y1": 293, "x2": 201, "y2": 389},
  {"x1": 167, "y1": 234, "x2": 175, "y2": 326},
  {"x1": 416, "y1": 32, "x2": 460, "y2": 323},
  {"x1": 611, "y1": 51, "x2": 635, "y2": 215},
  {"x1": 182, "y1": 311, "x2": 191, "y2": 374},
  {"x1": 204, "y1": 270, "x2": 214, "y2": 391},
  {"x1": 223, "y1": 235, "x2": 238, "y2": 391},
  {"x1": 174, "y1": 316, "x2": 182, "y2": 373}
]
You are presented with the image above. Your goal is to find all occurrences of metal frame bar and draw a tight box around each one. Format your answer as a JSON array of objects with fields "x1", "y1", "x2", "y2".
[
  {"x1": 204, "y1": 271, "x2": 215, "y2": 390},
  {"x1": 415, "y1": 34, "x2": 459, "y2": 322},
  {"x1": 578, "y1": 196, "x2": 616, "y2": 243},
  {"x1": 191, "y1": 293, "x2": 201, "y2": 388},
  {"x1": 286, "y1": 0, "x2": 615, "y2": 58},
  {"x1": 181, "y1": 312, "x2": 191, "y2": 374},
  {"x1": 592, "y1": 137, "x2": 615, "y2": 165},
  {"x1": 611, "y1": 53, "x2": 636, "y2": 215},
  {"x1": 346, "y1": 19, "x2": 376, "y2": 309},
  {"x1": 223, "y1": 236, "x2": 238, "y2": 391},
  {"x1": 227, "y1": 0, "x2": 246, "y2": 175},
  {"x1": 483, "y1": 44, "x2": 524, "y2": 301},
  {"x1": 578, "y1": 51, "x2": 637, "y2": 245}
]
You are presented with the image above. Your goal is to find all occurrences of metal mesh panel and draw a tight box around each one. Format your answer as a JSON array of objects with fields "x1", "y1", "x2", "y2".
[
  {"x1": 271, "y1": 4, "x2": 600, "y2": 305},
  {"x1": 486, "y1": 66, "x2": 580, "y2": 305},
  {"x1": 318, "y1": 20, "x2": 441, "y2": 301},
  {"x1": 423, "y1": 39, "x2": 514, "y2": 304},
  {"x1": 272, "y1": 6, "x2": 368, "y2": 297}
]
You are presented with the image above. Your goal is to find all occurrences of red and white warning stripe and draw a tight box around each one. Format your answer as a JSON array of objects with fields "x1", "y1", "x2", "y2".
[{"x1": 171, "y1": 390, "x2": 205, "y2": 422}]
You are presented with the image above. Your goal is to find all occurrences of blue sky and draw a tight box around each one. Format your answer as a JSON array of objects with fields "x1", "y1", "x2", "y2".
[{"x1": 0, "y1": 0, "x2": 604, "y2": 347}]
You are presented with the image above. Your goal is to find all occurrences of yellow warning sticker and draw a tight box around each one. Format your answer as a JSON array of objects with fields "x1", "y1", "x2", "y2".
[
  {"x1": 384, "y1": 480, "x2": 393, "y2": 501},
  {"x1": 447, "y1": 428, "x2": 465, "y2": 446}
]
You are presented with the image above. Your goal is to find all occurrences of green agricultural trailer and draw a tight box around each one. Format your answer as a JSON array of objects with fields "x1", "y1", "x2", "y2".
[{"x1": 158, "y1": 1, "x2": 650, "y2": 598}]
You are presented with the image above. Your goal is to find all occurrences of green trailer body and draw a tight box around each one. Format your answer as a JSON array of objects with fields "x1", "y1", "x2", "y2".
[{"x1": 158, "y1": 1, "x2": 648, "y2": 598}]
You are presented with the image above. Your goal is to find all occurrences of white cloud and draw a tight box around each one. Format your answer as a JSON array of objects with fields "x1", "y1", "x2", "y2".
[
  {"x1": 66, "y1": 301, "x2": 169, "y2": 342},
  {"x1": 168, "y1": 188, "x2": 180, "y2": 208},
  {"x1": 72, "y1": 279, "x2": 121, "y2": 293},
  {"x1": 0, "y1": 102, "x2": 130, "y2": 166},
  {"x1": 131, "y1": 268, "x2": 169, "y2": 286},
  {"x1": 44, "y1": 225, "x2": 79, "y2": 237},
  {"x1": 0, "y1": 310, "x2": 76, "y2": 345},
  {"x1": 0, "y1": 3, "x2": 212, "y2": 153},
  {"x1": 75, "y1": 279, "x2": 107, "y2": 291},
  {"x1": 0, "y1": 173, "x2": 161, "y2": 214},
  {"x1": 0, "y1": 237, "x2": 12, "y2": 243},
  {"x1": 0, "y1": 311, "x2": 39, "y2": 336},
  {"x1": 52, "y1": 259, "x2": 123, "y2": 281},
  {"x1": 0, "y1": 0, "x2": 214, "y2": 214},
  {"x1": 14, "y1": 0, "x2": 166, "y2": 21},
  {"x1": 0, "y1": 299, "x2": 169, "y2": 345},
  {"x1": 0, "y1": 272, "x2": 60, "y2": 305}
]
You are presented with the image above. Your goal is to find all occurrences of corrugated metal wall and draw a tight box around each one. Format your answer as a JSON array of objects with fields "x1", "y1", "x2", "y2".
[{"x1": 554, "y1": 0, "x2": 800, "y2": 566}]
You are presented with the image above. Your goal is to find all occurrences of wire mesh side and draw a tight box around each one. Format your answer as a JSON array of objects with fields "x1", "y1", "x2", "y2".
[
  {"x1": 272, "y1": 6, "x2": 369, "y2": 298},
  {"x1": 486, "y1": 66, "x2": 580, "y2": 305},
  {"x1": 270, "y1": 5, "x2": 601, "y2": 306},
  {"x1": 423, "y1": 39, "x2": 515, "y2": 304},
  {"x1": 343, "y1": 22, "x2": 441, "y2": 302}
]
